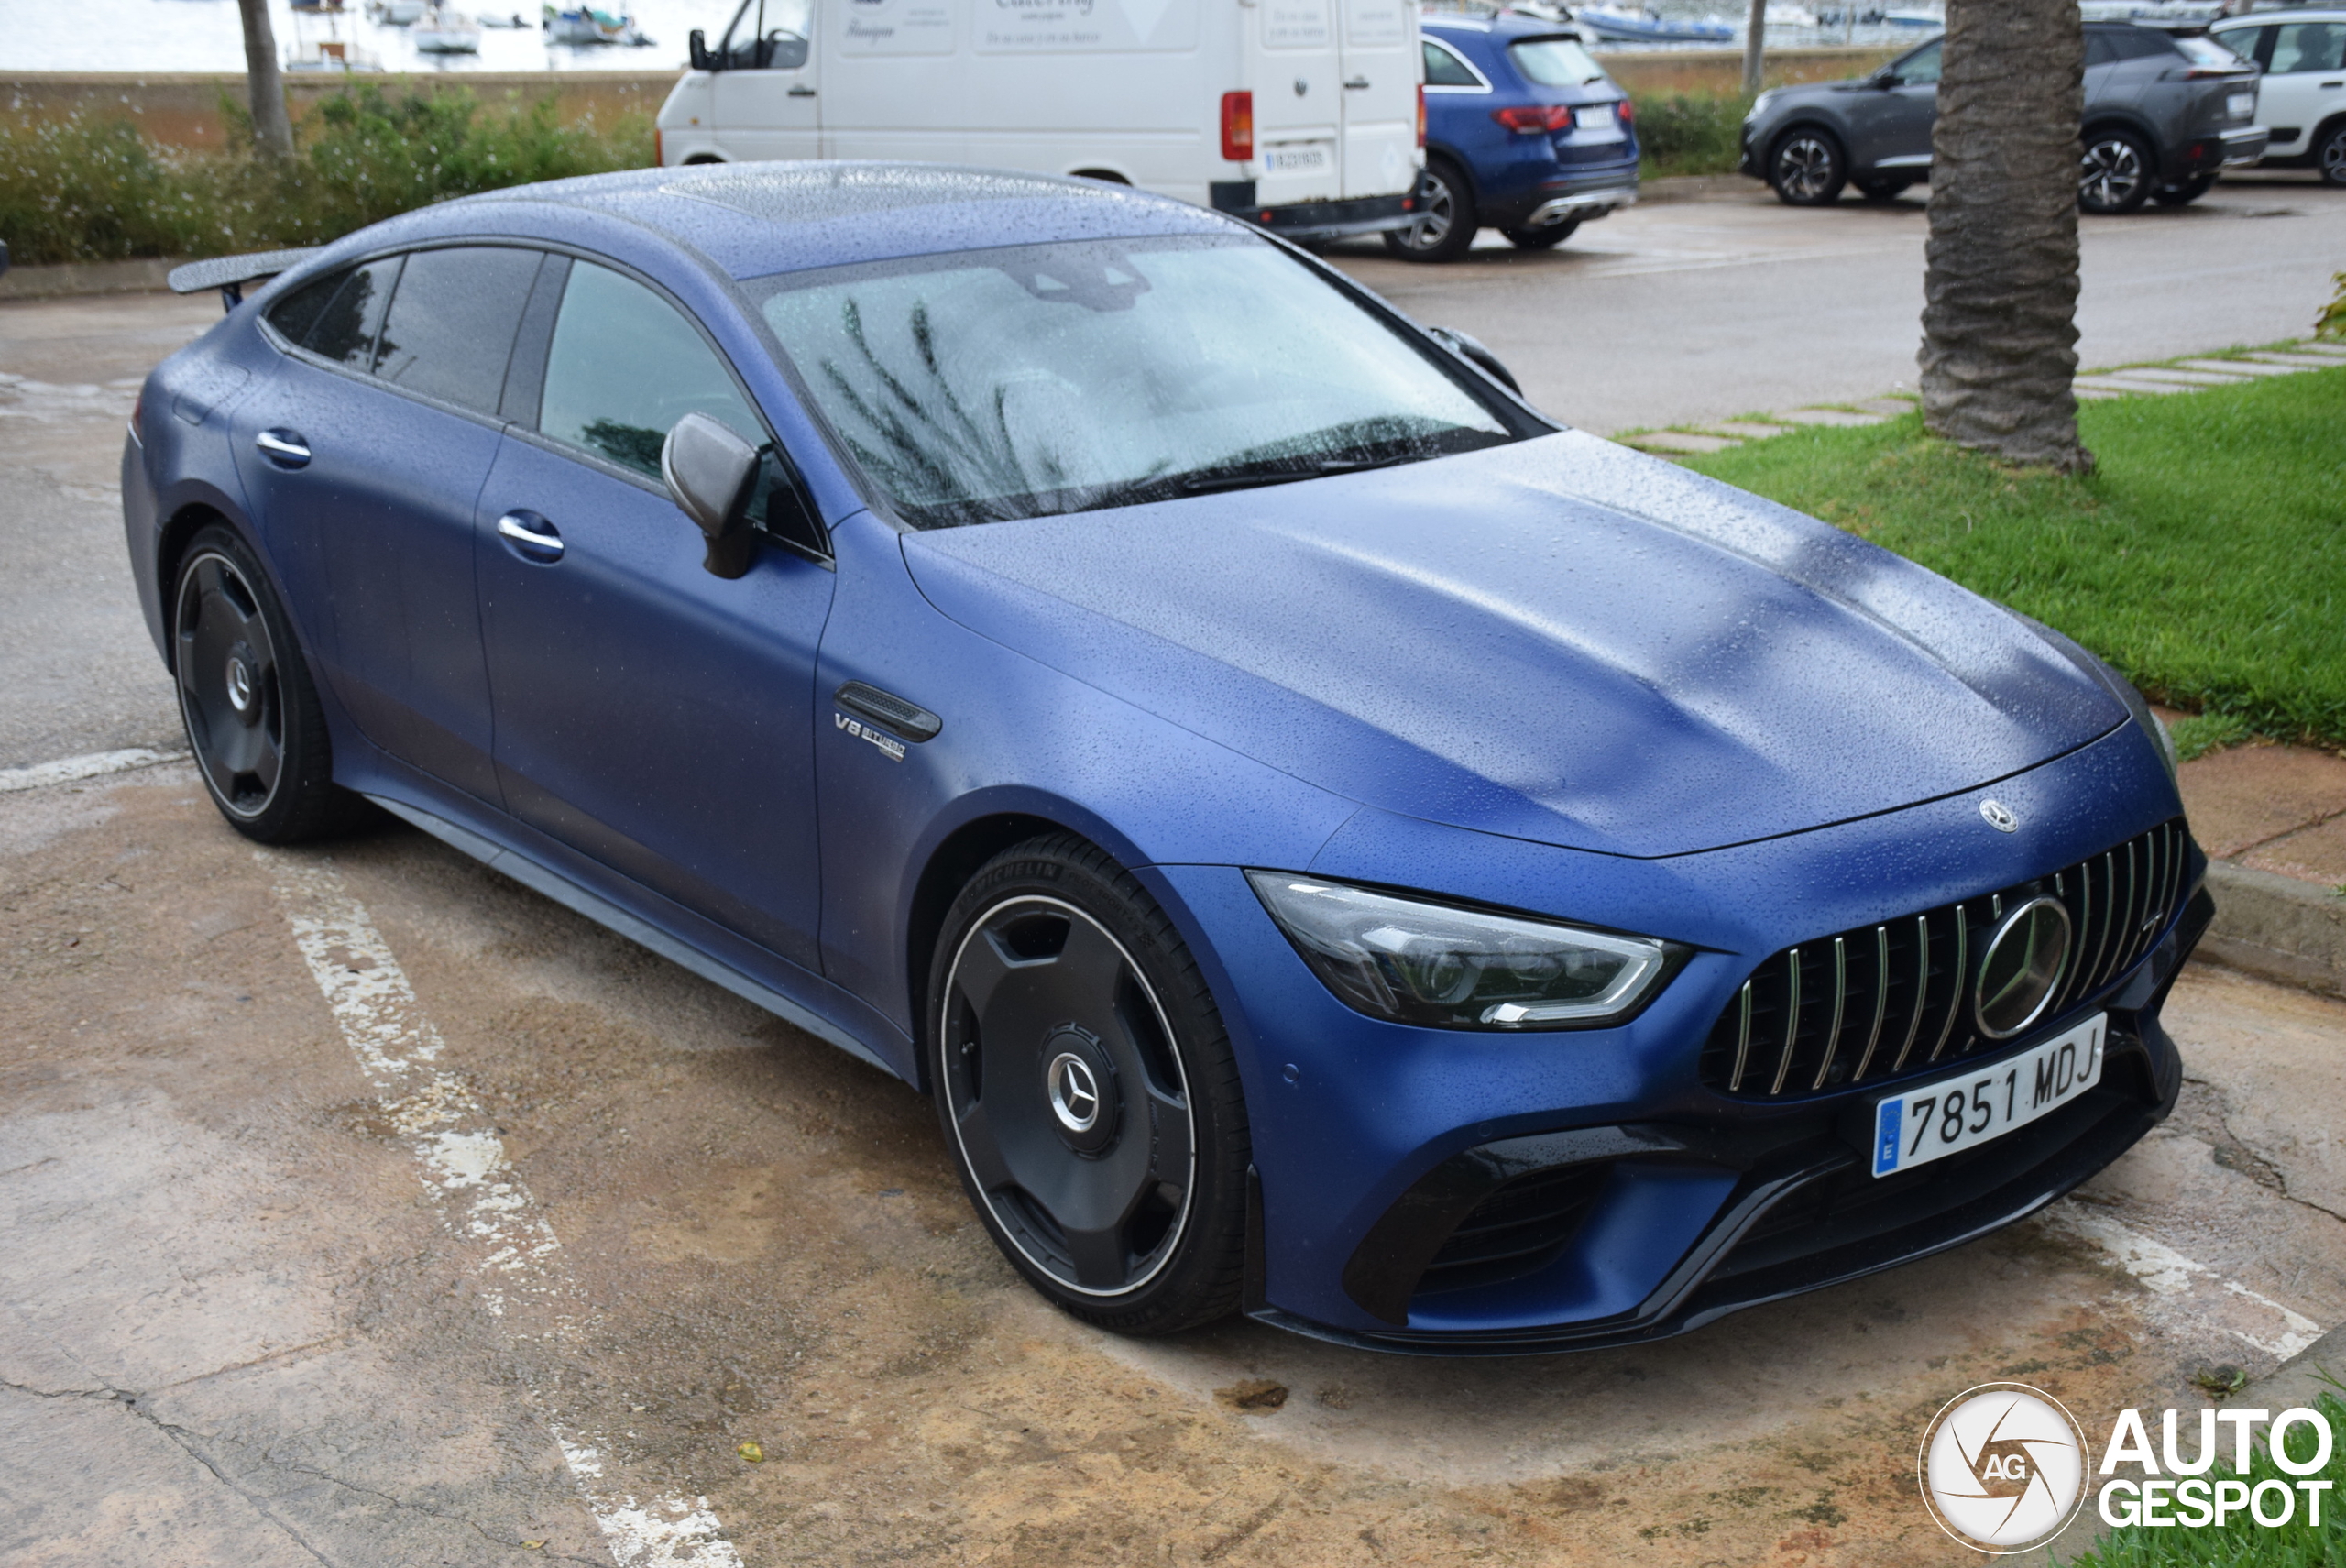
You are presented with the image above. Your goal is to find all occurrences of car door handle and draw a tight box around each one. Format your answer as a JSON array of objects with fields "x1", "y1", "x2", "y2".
[
  {"x1": 255, "y1": 428, "x2": 310, "y2": 468},
  {"x1": 496, "y1": 510, "x2": 564, "y2": 563},
  {"x1": 787, "y1": 84, "x2": 817, "y2": 95},
  {"x1": 1343, "y1": 75, "x2": 1371, "y2": 90}
]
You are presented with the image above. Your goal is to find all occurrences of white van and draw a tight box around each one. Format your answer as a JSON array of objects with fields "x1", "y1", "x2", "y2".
[{"x1": 655, "y1": 0, "x2": 1426, "y2": 243}]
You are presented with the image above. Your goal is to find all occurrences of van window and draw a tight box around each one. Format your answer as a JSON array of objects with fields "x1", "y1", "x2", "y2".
[
  {"x1": 269, "y1": 257, "x2": 401, "y2": 373},
  {"x1": 716, "y1": 0, "x2": 812, "y2": 69},
  {"x1": 751, "y1": 235, "x2": 1527, "y2": 529},
  {"x1": 1507, "y1": 37, "x2": 1607, "y2": 88},
  {"x1": 1423, "y1": 39, "x2": 1484, "y2": 88},
  {"x1": 539, "y1": 262, "x2": 763, "y2": 479},
  {"x1": 372, "y1": 247, "x2": 543, "y2": 416}
]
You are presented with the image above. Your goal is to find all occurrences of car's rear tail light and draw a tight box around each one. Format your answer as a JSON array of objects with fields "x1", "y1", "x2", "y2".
[
  {"x1": 1416, "y1": 84, "x2": 1427, "y2": 147},
  {"x1": 1617, "y1": 98, "x2": 1635, "y2": 124},
  {"x1": 1492, "y1": 104, "x2": 1573, "y2": 134},
  {"x1": 1221, "y1": 91, "x2": 1255, "y2": 161}
]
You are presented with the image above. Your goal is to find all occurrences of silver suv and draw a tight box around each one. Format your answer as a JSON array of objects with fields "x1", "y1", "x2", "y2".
[{"x1": 1739, "y1": 23, "x2": 2268, "y2": 213}]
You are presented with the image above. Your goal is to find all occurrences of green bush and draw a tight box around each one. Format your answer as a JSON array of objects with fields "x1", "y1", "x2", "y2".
[
  {"x1": 0, "y1": 85, "x2": 651, "y2": 267},
  {"x1": 1635, "y1": 93, "x2": 1752, "y2": 179}
]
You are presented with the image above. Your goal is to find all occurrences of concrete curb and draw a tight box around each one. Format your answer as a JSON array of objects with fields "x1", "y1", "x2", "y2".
[
  {"x1": 1639, "y1": 174, "x2": 1758, "y2": 203},
  {"x1": 2196, "y1": 861, "x2": 2346, "y2": 1000},
  {"x1": 0, "y1": 258, "x2": 181, "y2": 302},
  {"x1": 2241, "y1": 1322, "x2": 2346, "y2": 1412}
]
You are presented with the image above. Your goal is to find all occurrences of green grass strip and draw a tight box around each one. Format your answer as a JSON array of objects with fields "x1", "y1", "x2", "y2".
[{"x1": 1676, "y1": 366, "x2": 2346, "y2": 748}]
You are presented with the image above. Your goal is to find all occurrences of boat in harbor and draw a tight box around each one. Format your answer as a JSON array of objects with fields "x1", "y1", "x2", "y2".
[
  {"x1": 363, "y1": 0, "x2": 423, "y2": 19},
  {"x1": 1573, "y1": 5, "x2": 1737, "y2": 40},
  {"x1": 284, "y1": 38, "x2": 385, "y2": 69},
  {"x1": 413, "y1": 6, "x2": 482, "y2": 50},
  {"x1": 542, "y1": 4, "x2": 653, "y2": 45}
]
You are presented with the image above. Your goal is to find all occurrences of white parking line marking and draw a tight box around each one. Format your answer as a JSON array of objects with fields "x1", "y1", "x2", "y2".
[
  {"x1": 0, "y1": 746, "x2": 187, "y2": 794},
  {"x1": 2053, "y1": 1204, "x2": 2324, "y2": 1360},
  {"x1": 268, "y1": 854, "x2": 746, "y2": 1568}
]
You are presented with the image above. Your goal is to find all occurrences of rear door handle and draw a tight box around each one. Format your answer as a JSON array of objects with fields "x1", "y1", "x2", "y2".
[
  {"x1": 497, "y1": 510, "x2": 565, "y2": 563},
  {"x1": 1343, "y1": 75, "x2": 1371, "y2": 89},
  {"x1": 787, "y1": 84, "x2": 817, "y2": 96},
  {"x1": 255, "y1": 428, "x2": 310, "y2": 468}
]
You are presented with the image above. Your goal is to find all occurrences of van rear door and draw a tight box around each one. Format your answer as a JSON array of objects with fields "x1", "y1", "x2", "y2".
[
  {"x1": 1253, "y1": 1, "x2": 1344, "y2": 206},
  {"x1": 1337, "y1": 0, "x2": 1418, "y2": 198}
]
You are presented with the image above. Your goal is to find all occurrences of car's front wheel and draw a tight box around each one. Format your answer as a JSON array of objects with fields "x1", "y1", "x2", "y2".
[
  {"x1": 172, "y1": 524, "x2": 360, "y2": 843},
  {"x1": 1383, "y1": 157, "x2": 1479, "y2": 263},
  {"x1": 1500, "y1": 217, "x2": 1581, "y2": 250},
  {"x1": 1770, "y1": 128, "x2": 1847, "y2": 206},
  {"x1": 2152, "y1": 173, "x2": 2216, "y2": 207},
  {"x1": 2079, "y1": 130, "x2": 2154, "y2": 214},
  {"x1": 928, "y1": 834, "x2": 1251, "y2": 1335},
  {"x1": 2316, "y1": 122, "x2": 2346, "y2": 189}
]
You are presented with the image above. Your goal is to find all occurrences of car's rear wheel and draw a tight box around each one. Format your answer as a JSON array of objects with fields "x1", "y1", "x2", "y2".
[
  {"x1": 2316, "y1": 122, "x2": 2346, "y2": 189},
  {"x1": 1853, "y1": 174, "x2": 1914, "y2": 201},
  {"x1": 171, "y1": 524, "x2": 359, "y2": 843},
  {"x1": 1769, "y1": 128, "x2": 1847, "y2": 206},
  {"x1": 1383, "y1": 157, "x2": 1479, "y2": 263},
  {"x1": 1500, "y1": 217, "x2": 1581, "y2": 249},
  {"x1": 2079, "y1": 130, "x2": 2154, "y2": 214},
  {"x1": 928, "y1": 834, "x2": 1251, "y2": 1335},
  {"x1": 2152, "y1": 173, "x2": 2215, "y2": 207}
]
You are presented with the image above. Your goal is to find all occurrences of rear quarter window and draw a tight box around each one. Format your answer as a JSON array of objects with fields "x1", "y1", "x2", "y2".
[{"x1": 268, "y1": 257, "x2": 401, "y2": 372}]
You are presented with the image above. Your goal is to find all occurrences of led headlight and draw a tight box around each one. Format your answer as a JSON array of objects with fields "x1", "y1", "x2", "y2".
[{"x1": 1246, "y1": 872, "x2": 1683, "y2": 1030}]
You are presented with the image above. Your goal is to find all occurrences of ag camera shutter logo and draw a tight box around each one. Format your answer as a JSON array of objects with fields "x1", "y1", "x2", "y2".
[{"x1": 1919, "y1": 1383, "x2": 2091, "y2": 1552}]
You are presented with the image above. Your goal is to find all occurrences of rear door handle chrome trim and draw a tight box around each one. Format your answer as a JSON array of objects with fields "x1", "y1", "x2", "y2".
[
  {"x1": 497, "y1": 510, "x2": 565, "y2": 561},
  {"x1": 255, "y1": 429, "x2": 311, "y2": 467}
]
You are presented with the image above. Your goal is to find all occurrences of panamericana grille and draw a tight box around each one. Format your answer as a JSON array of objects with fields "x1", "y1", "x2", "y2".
[{"x1": 1699, "y1": 818, "x2": 2189, "y2": 1100}]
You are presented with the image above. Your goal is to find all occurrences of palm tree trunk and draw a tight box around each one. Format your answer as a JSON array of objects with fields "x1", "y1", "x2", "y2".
[
  {"x1": 236, "y1": 0, "x2": 297, "y2": 163},
  {"x1": 1917, "y1": 0, "x2": 2091, "y2": 472}
]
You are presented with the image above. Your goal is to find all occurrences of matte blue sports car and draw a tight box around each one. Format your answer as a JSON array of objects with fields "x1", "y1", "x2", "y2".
[{"x1": 127, "y1": 164, "x2": 2208, "y2": 1354}]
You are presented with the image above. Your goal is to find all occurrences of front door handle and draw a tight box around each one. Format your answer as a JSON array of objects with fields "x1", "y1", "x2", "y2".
[
  {"x1": 1343, "y1": 75, "x2": 1371, "y2": 90},
  {"x1": 497, "y1": 510, "x2": 565, "y2": 563},
  {"x1": 787, "y1": 83, "x2": 817, "y2": 96},
  {"x1": 255, "y1": 428, "x2": 311, "y2": 468}
]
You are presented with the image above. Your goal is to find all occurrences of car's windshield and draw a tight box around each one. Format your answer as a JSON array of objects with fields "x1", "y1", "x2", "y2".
[
  {"x1": 1509, "y1": 37, "x2": 1608, "y2": 87},
  {"x1": 2173, "y1": 32, "x2": 2247, "y2": 68},
  {"x1": 747, "y1": 235, "x2": 1529, "y2": 528}
]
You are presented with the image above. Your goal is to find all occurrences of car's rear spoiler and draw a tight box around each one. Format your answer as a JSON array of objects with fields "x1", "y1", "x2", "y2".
[{"x1": 168, "y1": 247, "x2": 323, "y2": 312}]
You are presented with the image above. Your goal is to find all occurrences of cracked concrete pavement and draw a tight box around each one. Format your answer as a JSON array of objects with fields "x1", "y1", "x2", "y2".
[{"x1": 7, "y1": 188, "x2": 2346, "y2": 1564}]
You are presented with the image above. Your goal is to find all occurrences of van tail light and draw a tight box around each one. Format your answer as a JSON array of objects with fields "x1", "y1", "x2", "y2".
[
  {"x1": 1221, "y1": 91, "x2": 1255, "y2": 161},
  {"x1": 1492, "y1": 104, "x2": 1573, "y2": 134},
  {"x1": 1417, "y1": 84, "x2": 1427, "y2": 147}
]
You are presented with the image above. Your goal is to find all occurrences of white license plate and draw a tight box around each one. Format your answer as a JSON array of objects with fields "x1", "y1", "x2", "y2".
[
  {"x1": 2229, "y1": 92, "x2": 2256, "y2": 117},
  {"x1": 1869, "y1": 1015, "x2": 2104, "y2": 1178},
  {"x1": 1262, "y1": 145, "x2": 1331, "y2": 173},
  {"x1": 1575, "y1": 104, "x2": 1616, "y2": 129}
]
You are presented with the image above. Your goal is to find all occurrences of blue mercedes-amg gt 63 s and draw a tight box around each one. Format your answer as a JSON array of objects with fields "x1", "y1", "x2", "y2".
[{"x1": 127, "y1": 164, "x2": 2208, "y2": 1354}]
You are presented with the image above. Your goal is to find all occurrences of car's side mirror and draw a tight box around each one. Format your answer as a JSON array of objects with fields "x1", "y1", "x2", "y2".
[
  {"x1": 1428, "y1": 325, "x2": 1522, "y2": 396},
  {"x1": 663, "y1": 412, "x2": 761, "y2": 578},
  {"x1": 1870, "y1": 70, "x2": 1902, "y2": 88}
]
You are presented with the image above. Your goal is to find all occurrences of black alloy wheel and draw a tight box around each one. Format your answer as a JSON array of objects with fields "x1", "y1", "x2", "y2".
[
  {"x1": 1500, "y1": 217, "x2": 1582, "y2": 250},
  {"x1": 2079, "y1": 130, "x2": 2154, "y2": 214},
  {"x1": 172, "y1": 524, "x2": 356, "y2": 842},
  {"x1": 1384, "y1": 157, "x2": 1480, "y2": 263},
  {"x1": 1853, "y1": 174, "x2": 1915, "y2": 201},
  {"x1": 2317, "y1": 123, "x2": 2346, "y2": 189},
  {"x1": 929, "y1": 835, "x2": 1250, "y2": 1334},
  {"x1": 1770, "y1": 128, "x2": 1848, "y2": 206},
  {"x1": 2152, "y1": 173, "x2": 2216, "y2": 207}
]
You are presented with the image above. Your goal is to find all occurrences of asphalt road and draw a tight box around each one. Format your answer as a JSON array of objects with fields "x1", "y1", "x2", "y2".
[{"x1": 5, "y1": 182, "x2": 2346, "y2": 1565}]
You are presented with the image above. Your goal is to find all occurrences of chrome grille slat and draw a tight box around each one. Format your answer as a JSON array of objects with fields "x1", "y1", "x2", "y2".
[{"x1": 1699, "y1": 816, "x2": 2192, "y2": 1101}]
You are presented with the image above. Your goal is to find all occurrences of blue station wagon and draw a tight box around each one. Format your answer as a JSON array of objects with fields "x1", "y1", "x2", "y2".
[{"x1": 130, "y1": 165, "x2": 2206, "y2": 1353}]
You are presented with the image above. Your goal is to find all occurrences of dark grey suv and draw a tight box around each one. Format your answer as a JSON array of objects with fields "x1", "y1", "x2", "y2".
[{"x1": 1740, "y1": 24, "x2": 2268, "y2": 213}]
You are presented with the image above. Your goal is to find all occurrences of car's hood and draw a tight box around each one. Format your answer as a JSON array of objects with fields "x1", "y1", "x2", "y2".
[{"x1": 900, "y1": 431, "x2": 2126, "y2": 859}]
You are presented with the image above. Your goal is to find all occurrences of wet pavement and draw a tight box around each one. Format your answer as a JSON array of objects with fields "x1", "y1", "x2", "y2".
[{"x1": 6, "y1": 199, "x2": 2346, "y2": 1565}]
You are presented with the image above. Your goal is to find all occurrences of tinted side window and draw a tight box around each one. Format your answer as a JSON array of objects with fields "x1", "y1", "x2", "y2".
[
  {"x1": 2273, "y1": 22, "x2": 2346, "y2": 72},
  {"x1": 1423, "y1": 39, "x2": 1481, "y2": 87},
  {"x1": 373, "y1": 247, "x2": 543, "y2": 416},
  {"x1": 1896, "y1": 39, "x2": 1941, "y2": 83},
  {"x1": 2109, "y1": 27, "x2": 2172, "y2": 60},
  {"x1": 2085, "y1": 32, "x2": 2117, "y2": 67},
  {"x1": 268, "y1": 268, "x2": 345, "y2": 346},
  {"x1": 538, "y1": 261, "x2": 762, "y2": 480},
  {"x1": 267, "y1": 257, "x2": 399, "y2": 369}
]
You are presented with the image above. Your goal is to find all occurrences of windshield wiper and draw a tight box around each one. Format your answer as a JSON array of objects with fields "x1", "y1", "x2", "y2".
[{"x1": 1175, "y1": 452, "x2": 1413, "y2": 494}]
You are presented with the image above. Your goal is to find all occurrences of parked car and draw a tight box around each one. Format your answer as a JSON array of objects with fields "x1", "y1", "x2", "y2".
[
  {"x1": 1395, "y1": 9, "x2": 1640, "y2": 261},
  {"x1": 2209, "y1": 8, "x2": 2346, "y2": 186},
  {"x1": 656, "y1": 0, "x2": 1423, "y2": 249},
  {"x1": 1741, "y1": 23, "x2": 2267, "y2": 213},
  {"x1": 135, "y1": 165, "x2": 2204, "y2": 1353}
]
